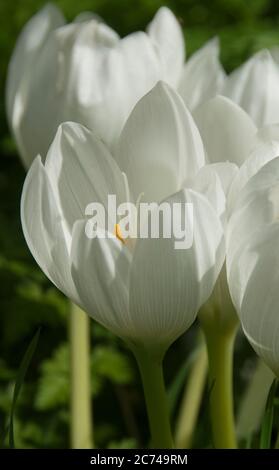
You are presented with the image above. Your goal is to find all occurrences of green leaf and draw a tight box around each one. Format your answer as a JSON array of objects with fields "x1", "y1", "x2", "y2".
[
  {"x1": 92, "y1": 346, "x2": 134, "y2": 386},
  {"x1": 35, "y1": 343, "x2": 70, "y2": 411},
  {"x1": 9, "y1": 328, "x2": 41, "y2": 448},
  {"x1": 260, "y1": 379, "x2": 278, "y2": 449}
]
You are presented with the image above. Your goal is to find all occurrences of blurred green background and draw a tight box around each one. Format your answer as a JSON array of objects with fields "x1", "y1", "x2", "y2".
[{"x1": 1, "y1": 0, "x2": 279, "y2": 449}]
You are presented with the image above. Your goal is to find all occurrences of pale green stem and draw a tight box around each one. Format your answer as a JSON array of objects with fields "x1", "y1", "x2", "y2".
[
  {"x1": 203, "y1": 326, "x2": 237, "y2": 448},
  {"x1": 70, "y1": 303, "x2": 93, "y2": 448},
  {"x1": 174, "y1": 340, "x2": 208, "y2": 448},
  {"x1": 275, "y1": 430, "x2": 279, "y2": 449},
  {"x1": 132, "y1": 346, "x2": 173, "y2": 448}
]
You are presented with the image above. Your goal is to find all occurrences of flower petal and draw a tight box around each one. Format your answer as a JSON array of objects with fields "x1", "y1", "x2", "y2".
[
  {"x1": 178, "y1": 38, "x2": 225, "y2": 111},
  {"x1": 21, "y1": 156, "x2": 79, "y2": 302},
  {"x1": 147, "y1": 7, "x2": 185, "y2": 87},
  {"x1": 255, "y1": 124, "x2": 279, "y2": 145},
  {"x1": 44, "y1": 122, "x2": 127, "y2": 232},
  {"x1": 228, "y1": 140, "x2": 279, "y2": 211},
  {"x1": 128, "y1": 188, "x2": 224, "y2": 347},
  {"x1": 193, "y1": 95, "x2": 257, "y2": 166},
  {"x1": 227, "y1": 223, "x2": 279, "y2": 376},
  {"x1": 227, "y1": 156, "x2": 279, "y2": 272},
  {"x1": 6, "y1": 4, "x2": 65, "y2": 168},
  {"x1": 73, "y1": 12, "x2": 103, "y2": 23},
  {"x1": 88, "y1": 31, "x2": 161, "y2": 150},
  {"x1": 71, "y1": 221, "x2": 132, "y2": 338},
  {"x1": 223, "y1": 50, "x2": 279, "y2": 127},
  {"x1": 12, "y1": 19, "x2": 161, "y2": 163},
  {"x1": 115, "y1": 82, "x2": 205, "y2": 203},
  {"x1": 188, "y1": 162, "x2": 238, "y2": 220}
]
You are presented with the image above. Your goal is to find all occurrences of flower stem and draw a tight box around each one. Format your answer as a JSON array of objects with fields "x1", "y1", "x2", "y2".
[
  {"x1": 203, "y1": 326, "x2": 237, "y2": 448},
  {"x1": 69, "y1": 303, "x2": 93, "y2": 448},
  {"x1": 133, "y1": 346, "x2": 173, "y2": 448}
]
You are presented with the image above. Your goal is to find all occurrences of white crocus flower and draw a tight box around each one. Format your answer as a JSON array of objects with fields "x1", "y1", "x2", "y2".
[
  {"x1": 225, "y1": 147, "x2": 279, "y2": 376},
  {"x1": 21, "y1": 82, "x2": 224, "y2": 350},
  {"x1": 190, "y1": 95, "x2": 279, "y2": 331},
  {"x1": 222, "y1": 50, "x2": 279, "y2": 128},
  {"x1": 186, "y1": 96, "x2": 256, "y2": 329},
  {"x1": 6, "y1": 3, "x2": 224, "y2": 169},
  {"x1": 185, "y1": 95, "x2": 279, "y2": 446},
  {"x1": 193, "y1": 94, "x2": 279, "y2": 373}
]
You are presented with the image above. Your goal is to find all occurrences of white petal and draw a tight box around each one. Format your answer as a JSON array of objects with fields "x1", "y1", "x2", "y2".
[
  {"x1": 193, "y1": 95, "x2": 257, "y2": 166},
  {"x1": 202, "y1": 162, "x2": 239, "y2": 196},
  {"x1": 128, "y1": 188, "x2": 224, "y2": 347},
  {"x1": 14, "y1": 19, "x2": 120, "y2": 162},
  {"x1": 6, "y1": 4, "x2": 65, "y2": 168},
  {"x1": 115, "y1": 81, "x2": 205, "y2": 203},
  {"x1": 227, "y1": 224, "x2": 279, "y2": 376},
  {"x1": 189, "y1": 162, "x2": 238, "y2": 220},
  {"x1": 12, "y1": 20, "x2": 161, "y2": 162},
  {"x1": 178, "y1": 38, "x2": 225, "y2": 111},
  {"x1": 21, "y1": 156, "x2": 78, "y2": 302},
  {"x1": 73, "y1": 12, "x2": 103, "y2": 23},
  {"x1": 45, "y1": 122, "x2": 127, "y2": 232},
  {"x1": 270, "y1": 45, "x2": 279, "y2": 64},
  {"x1": 88, "y1": 31, "x2": 161, "y2": 149},
  {"x1": 147, "y1": 7, "x2": 185, "y2": 87},
  {"x1": 255, "y1": 124, "x2": 279, "y2": 145},
  {"x1": 227, "y1": 156, "x2": 279, "y2": 272},
  {"x1": 228, "y1": 140, "x2": 279, "y2": 211},
  {"x1": 71, "y1": 221, "x2": 132, "y2": 338},
  {"x1": 223, "y1": 50, "x2": 279, "y2": 127}
]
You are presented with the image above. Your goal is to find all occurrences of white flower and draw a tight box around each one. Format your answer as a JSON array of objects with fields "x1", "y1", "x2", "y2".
[
  {"x1": 185, "y1": 94, "x2": 279, "y2": 337},
  {"x1": 6, "y1": 3, "x2": 224, "y2": 168},
  {"x1": 193, "y1": 91, "x2": 279, "y2": 373},
  {"x1": 222, "y1": 49, "x2": 279, "y2": 128},
  {"x1": 21, "y1": 82, "x2": 224, "y2": 350},
  {"x1": 225, "y1": 147, "x2": 279, "y2": 376}
]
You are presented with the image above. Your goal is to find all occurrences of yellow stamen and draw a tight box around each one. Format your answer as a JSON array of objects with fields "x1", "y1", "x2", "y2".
[{"x1": 114, "y1": 223, "x2": 125, "y2": 244}]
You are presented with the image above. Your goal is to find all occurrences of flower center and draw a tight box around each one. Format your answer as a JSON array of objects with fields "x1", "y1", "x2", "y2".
[{"x1": 114, "y1": 223, "x2": 125, "y2": 244}]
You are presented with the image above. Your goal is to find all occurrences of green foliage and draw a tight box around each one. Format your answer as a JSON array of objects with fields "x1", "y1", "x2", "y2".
[
  {"x1": 8, "y1": 328, "x2": 40, "y2": 448},
  {"x1": 35, "y1": 344, "x2": 69, "y2": 411},
  {"x1": 260, "y1": 380, "x2": 278, "y2": 449},
  {"x1": 92, "y1": 345, "x2": 134, "y2": 388},
  {"x1": 35, "y1": 342, "x2": 134, "y2": 412}
]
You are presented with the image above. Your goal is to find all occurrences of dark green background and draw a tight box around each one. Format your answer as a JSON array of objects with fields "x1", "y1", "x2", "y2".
[{"x1": 0, "y1": 0, "x2": 278, "y2": 448}]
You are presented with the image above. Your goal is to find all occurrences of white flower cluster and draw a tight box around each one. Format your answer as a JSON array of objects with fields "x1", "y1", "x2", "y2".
[{"x1": 7, "y1": 4, "x2": 279, "y2": 374}]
